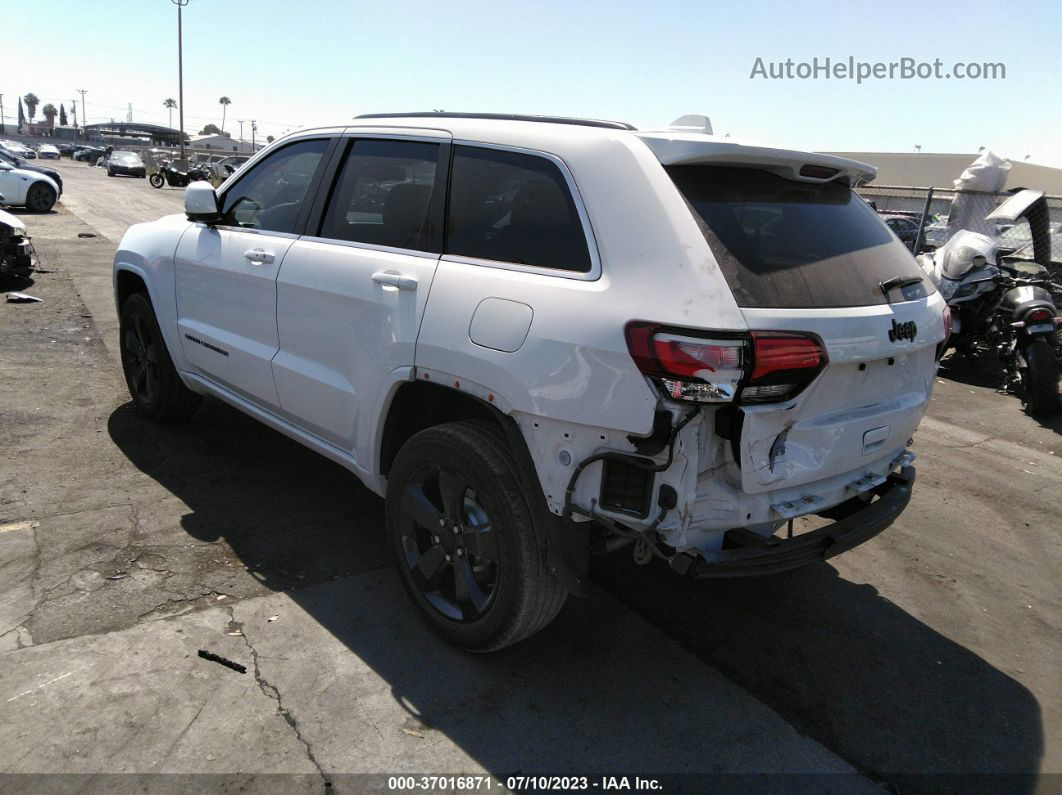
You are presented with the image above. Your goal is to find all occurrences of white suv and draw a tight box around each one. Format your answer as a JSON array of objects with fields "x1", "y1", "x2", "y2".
[{"x1": 113, "y1": 113, "x2": 947, "y2": 650}]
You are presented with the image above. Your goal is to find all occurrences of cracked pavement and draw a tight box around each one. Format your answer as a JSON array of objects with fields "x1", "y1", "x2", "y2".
[{"x1": 1, "y1": 159, "x2": 1059, "y2": 789}]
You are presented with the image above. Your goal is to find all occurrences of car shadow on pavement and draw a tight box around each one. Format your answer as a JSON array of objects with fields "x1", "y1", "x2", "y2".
[
  {"x1": 108, "y1": 397, "x2": 1044, "y2": 788},
  {"x1": 592, "y1": 554, "x2": 1045, "y2": 790}
]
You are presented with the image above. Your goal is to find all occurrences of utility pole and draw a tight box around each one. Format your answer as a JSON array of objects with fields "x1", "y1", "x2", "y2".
[
  {"x1": 0, "y1": 95, "x2": 5, "y2": 136},
  {"x1": 172, "y1": 0, "x2": 189, "y2": 160},
  {"x1": 251, "y1": 120, "x2": 257, "y2": 151},
  {"x1": 237, "y1": 119, "x2": 244, "y2": 142},
  {"x1": 77, "y1": 89, "x2": 87, "y2": 139}
]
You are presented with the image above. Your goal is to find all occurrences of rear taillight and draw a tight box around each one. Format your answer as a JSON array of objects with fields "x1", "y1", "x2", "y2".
[
  {"x1": 625, "y1": 322, "x2": 746, "y2": 403},
  {"x1": 742, "y1": 332, "x2": 828, "y2": 402},
  {"x1": 625, "y1": 323, "x2": 826, "y2": 404},
  {"x1": 1027, "y1": 307, "x2": 1054, "y2": 324}
]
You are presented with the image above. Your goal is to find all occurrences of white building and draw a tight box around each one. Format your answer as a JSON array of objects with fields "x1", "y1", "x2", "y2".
[
  {"x1": 188, "y1": 133, "x2": 260, "y2": 154},
  {"x1": 823, "y1": 152, "x2": 1062, "y2": 194}
]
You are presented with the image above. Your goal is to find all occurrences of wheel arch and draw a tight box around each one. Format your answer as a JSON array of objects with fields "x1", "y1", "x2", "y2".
[
  {"x1": 115, "y1": 267, "x2": 149, "y2": 312},
  {"x1": 112, "y1": 255, "x2": 192, "y2": 377},
  {"x1": 379, "y1": 380, "x2": 589, "y2": 595}
]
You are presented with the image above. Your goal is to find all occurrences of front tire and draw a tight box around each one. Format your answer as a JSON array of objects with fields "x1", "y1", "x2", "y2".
[
  {"x1": 149, "y1": 173, "x2": 164, "y2": 189},
  {"x1": 119, "y1": 292, "x2": 202, "y2": 422},
  {"x1": 1023, "y1": 340, "x2": 1059, "y2": 416},
  {"x1": 25, "y1": 182, "x2": 56, "y2": 212},
  {"x1": 386, "y1": 421, "x2": 567, "y2": 652}
]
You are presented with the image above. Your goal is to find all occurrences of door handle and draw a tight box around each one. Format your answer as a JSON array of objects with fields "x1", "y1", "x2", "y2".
[
  {"x1": 371, "y1": 271, "x2": 418, "y2": 291},
  {"x1": 243, "y1": 248, "x2": 275, "y2": 265}
]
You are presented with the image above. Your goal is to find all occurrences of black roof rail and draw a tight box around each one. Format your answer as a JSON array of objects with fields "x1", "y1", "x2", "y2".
[{"x1": 354, "y1": 112, "x2": 637, "y2": 131}]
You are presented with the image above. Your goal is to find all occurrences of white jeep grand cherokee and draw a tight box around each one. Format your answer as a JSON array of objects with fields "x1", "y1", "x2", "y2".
[{"x1": 113, "y1": 113, "x2": 947, "y2": 651}]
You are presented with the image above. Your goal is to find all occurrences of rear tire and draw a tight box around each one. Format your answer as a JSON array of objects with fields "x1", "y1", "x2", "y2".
[
  {"x1": 1023, "y1": 340, "x2": 1059, "y2": 416},
  {"x1": 25, "y1": 182, "x2": 56, "y2": 212},
  {"x1": 385, "y1": 421, "x2": 567, "y2": 652},
  {"x1": 119, "y1": 292, "x2": 202, "y2": 422}
]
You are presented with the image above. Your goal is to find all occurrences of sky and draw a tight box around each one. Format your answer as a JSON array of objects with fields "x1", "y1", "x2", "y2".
[{"x1": 5, "y1": 0, "x2": 1062, "y2": 166}]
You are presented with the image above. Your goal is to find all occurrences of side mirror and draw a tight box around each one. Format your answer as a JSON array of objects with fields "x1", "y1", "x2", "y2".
[{"x1": 185, "y1": 181, "x2": 222, "y2": 223}]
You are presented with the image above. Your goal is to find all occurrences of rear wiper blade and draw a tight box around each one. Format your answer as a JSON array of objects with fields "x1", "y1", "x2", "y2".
[{"x1": 879, "y1": 275, "x2": 923, "y2": 295}]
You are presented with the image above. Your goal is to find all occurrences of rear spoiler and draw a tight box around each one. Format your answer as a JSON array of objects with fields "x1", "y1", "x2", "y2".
[{"x1": 637, "y1": 134, "x2": 877, "y2": 187}]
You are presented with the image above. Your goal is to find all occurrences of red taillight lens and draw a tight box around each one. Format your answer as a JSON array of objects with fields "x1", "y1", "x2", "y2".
[
  {"x1": 1027, "y1": 307, "x2": 1054, "y2": 324},
  {"x1": 625, "y1": 322, "x2": 746, "y2": 403},
  {"x1": 748, "y1": 332, "x2": 827, "y2": 381},
  {"x1": 651, "y1": 334, "x2": 742, "y2": 378},
  {"x1": 743, "y1": 332, "x2": 827, "y2": 402}
]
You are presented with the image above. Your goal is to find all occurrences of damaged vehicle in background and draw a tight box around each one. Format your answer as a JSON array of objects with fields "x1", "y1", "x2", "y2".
[
  {"x1": 0, "y1": 200, "x2": 34, "y2": 278},
  {"x1": 112, "y1": 112, "x2": 948, "y2": 651},
  {"x1": 0, "y1": 161, "x2": 58, "y2": 212},
  {"x1": 0, "y1": 145, "x2": 63, "y2": 196}
]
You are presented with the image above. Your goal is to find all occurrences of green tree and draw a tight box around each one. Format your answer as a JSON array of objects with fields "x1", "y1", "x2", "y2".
[
  {"x1": 266, "y1": 135, "x2": 275, "y2": 143},
  {"x1": 218, "y1": 96, "x2": 231, "y2": 133},
  {"x1": 163, "y1": 98, "x2": 177, "y2": 128},
  {"x1": 59, "y1": 104, "x2": 68, "y2": 126},
  {"x1": 23, "y1": 93, "x2": 39, "y2": 122},
  {"x1": 41, "y1": 103, "x2": 58, "y2": 128},
  {"x1": 199, "y1": 123, "x2": 222, "y2": 135}
]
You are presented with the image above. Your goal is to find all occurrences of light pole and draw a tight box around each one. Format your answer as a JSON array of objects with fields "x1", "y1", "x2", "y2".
[
  {"x1": 172, "y1": 0, "x2": 189, "y2": 160},
  {"x1": 237, "y1": 119, "x2": 244, "y2": 142},
  {"x1": 251, "y1": 120, "x2": 257, "y2": 151},
  {"x1": 77, "y1": 89, "x2": 87, "y2": 139},
  {"x1": 0, "y1": 95, "x2": 5, "y2": 136}
]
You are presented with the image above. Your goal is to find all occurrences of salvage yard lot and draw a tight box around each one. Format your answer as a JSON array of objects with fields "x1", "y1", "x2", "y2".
[{"x1": 1, "y1": 159, "x2": 1060, "y2": 789}]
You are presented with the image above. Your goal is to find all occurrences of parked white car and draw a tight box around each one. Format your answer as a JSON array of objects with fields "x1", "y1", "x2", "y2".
[
  {"x1": 37, "y1": 144, "x2": 60, "y2": 160},
  {"x1": 0, "y1": 161, "x2": 59, "y2": 211},
  {"x1": 113, "y1": 113, "x2": 947, "y2": 650}
]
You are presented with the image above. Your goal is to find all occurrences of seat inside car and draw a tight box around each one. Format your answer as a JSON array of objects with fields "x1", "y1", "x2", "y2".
[{"x1": 380, "y1": 183, "x2": 431, "y2": 249}]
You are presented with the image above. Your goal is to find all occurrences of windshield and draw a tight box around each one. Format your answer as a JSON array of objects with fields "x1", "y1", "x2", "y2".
[
  {"x1": 667, "y1": 165, "x2": 931, "y2": 308},
  {"x1": 113, "y1": 152, "x2": 140, "y2": 163}
]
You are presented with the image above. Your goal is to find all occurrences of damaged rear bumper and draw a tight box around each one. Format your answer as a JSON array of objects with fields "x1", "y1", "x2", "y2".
[{"x1": 670, "y1": 465, "x2": 915, "y2": 578}]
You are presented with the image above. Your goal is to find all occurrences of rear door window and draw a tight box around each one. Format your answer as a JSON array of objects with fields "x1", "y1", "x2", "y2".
[
  {"x1": 319, "y1": 139, "x2": 440, "y2": 252},
  {"x1": 667, "y1": 166, "x2": 930, "y2": 307},
  {"x1": 446, "y1": 146, "x2": 591, "y2": 273}
]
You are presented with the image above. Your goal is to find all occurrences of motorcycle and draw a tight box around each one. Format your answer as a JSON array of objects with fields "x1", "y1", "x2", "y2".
[
  {"x1": 149, "y1": 160, "x2": 210, "y2": 189},
  {"x1": 991, "y1": 271, "x2": 1061, "y2": 416},
  {"x1": 919, "y1": 227, "x2": 1060, "y2": 415}
]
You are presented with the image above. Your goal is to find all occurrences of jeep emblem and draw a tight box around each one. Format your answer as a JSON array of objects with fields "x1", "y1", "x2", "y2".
[{"x1": 889, "y1": 319, "x2": 917, "y2": 343}]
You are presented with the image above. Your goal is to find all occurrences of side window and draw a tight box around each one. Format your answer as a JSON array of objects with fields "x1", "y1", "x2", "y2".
[
  {"x1": 220, "y1": 139, "x2": 329, "y2": 234},
  {"x1": 319, "y1": 139, "x2": 439, "y2": 251},
  {"x1": 447, "y1": 146, "x2": 591, "y2": 273}
]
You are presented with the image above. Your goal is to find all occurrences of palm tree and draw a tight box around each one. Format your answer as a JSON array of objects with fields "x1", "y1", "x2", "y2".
[
  {"x1": 218, "y1": 96, "x2": 231, "y2": 133},
  {"x1": 41, "y1": 104, "x2": 58, "y2": 128},
  {"x1": 163, "y1": 98, "x2": 177, "y2": 129},
  {"x1": 23, "y1": 93, "x2": 40, "y2": 122}
]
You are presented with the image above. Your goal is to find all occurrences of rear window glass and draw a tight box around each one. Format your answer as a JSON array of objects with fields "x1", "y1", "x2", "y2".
[
  {"x1": 667, "y1": 166, "x2": 929, "y2": 307},
  {"x1": 447, "y1": 146, "x2": 591, "y2": 273}
]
